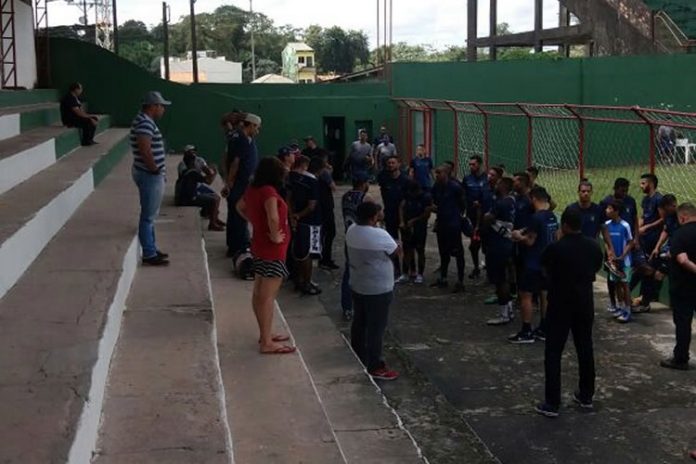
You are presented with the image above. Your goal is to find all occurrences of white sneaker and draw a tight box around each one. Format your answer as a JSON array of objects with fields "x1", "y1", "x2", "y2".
[
  {"x1": 487, "y1": 303, "x2": 512, "y2": 326},
  {"x1": 414, "y1": 274, "x2": 424, "y2": 284},
  {"x1": 505, "y1": 301, "x2": 515, "y2": 320},
  {"x1": 606, "y1": 304, "x2": 618, "y2": 313},
  {"x1": 395, "y1": 275, "x2": 410, "y2": 284}
]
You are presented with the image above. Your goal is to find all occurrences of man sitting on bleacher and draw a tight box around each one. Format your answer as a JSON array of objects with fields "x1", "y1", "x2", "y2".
[
  {"x1": 175, "y1": 145, "x2": 225, "y2": 231},
  {"x1": 60, "y1": 82, "x2": 99, "y2": 146}
]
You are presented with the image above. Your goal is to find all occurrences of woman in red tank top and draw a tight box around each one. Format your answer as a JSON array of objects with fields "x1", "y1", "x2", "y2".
[{"x1": 237, "y1": 157, "x2": 295, "y2": 354}]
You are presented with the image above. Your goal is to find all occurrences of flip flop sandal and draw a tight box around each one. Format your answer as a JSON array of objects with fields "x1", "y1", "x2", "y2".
[
  {"x1": 260, "y1": 345, "x2": 296, "y2": 355},
  {"x1": 258, "y1": 334, "x2": 290, "y2": 343}
]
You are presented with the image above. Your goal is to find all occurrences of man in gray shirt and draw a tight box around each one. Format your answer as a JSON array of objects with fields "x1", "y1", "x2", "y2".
[
  {"x1": 375, "y1": 135, "x2": 398, "y2": 171},
  {"x1": 347, "y1": 202, "x2": 401, "y2": 381},
  {"x1": 346, "y1": 129, "x2": 373, "y2": 181}
]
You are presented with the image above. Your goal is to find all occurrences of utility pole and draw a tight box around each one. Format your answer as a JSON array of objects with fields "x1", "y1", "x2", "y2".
[
  {"x1": 162, "y1": 2, "x2": 170, "y2": 80},
  {"x1": 250, "y1": 0, "x2": 256, "y2": 81},
  {"x1": 376, "y1": 0, "x2": 380, "y2": 65},
  {"x1": 190, "y1": 0, "x2": 198, "y2": 83},
  {"x1": 112, "y1": 0, "x2": 119, "y2": 54}
]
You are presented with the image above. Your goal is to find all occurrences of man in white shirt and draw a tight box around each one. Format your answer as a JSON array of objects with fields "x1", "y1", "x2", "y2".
[{"x1": 346, "y1": 202, "x2": 402, "y2": 381}]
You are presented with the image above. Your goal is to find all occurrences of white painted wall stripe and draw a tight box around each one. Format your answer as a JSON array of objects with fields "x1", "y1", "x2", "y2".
[
  {"x1": 0, "y1": 139, "x2": 56, "y2": 196},
  {"x1": 0, "y1": 113, "x2": 20, "y2": 142},
  {"x1": 67, "y1": 235, "x2": 139, "y2": 464},
  {"x1": 0, "y1": 168, "x2": 94, "y2": 300}
]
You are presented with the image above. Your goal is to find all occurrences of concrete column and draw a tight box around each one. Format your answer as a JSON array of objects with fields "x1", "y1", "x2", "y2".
[
  {"x1": 490, "y1": 0, "x2": 497, "y2": 60},
  {"x1": 534, "y1": 0, "x2": 543, "y2": 53},
  {"x1": 559, "y1": 3, "x2": 569, "y2": 56},
  {"x1": 467, "y1": 0, "x2": 478, "y2": 62}
]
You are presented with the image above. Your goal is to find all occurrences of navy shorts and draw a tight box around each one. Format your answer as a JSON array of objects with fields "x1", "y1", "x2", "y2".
[
  {"x1": 519, "y1": 269, "x2": 546, "y2": 294},
  {"x1": 402, "y1": 223, "x2": 427, "y2": 250},
  {"x1": 486, "y1": 252, "x2": 512, "y2": 285},
  {"x1": 292, "y1": 223, "x2": 322, "y2": 261},
  {"x1": 437, "y1": 228, "x2": 464, "y2": 256}
]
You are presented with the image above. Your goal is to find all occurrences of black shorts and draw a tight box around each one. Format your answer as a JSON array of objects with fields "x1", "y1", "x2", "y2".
[
  {"x1": 437, "y1": 228, "x2": 464, "y2": 256},
  {"x1": 292, "y1": 223, "x2": 322, "y2": 261},
  {"x1": 519, "y1": 269, "x2": 546, "y2": 294},
  {"x1": 486, "y1": 252, "x2": 512, "y2": 285},
  {"x1": 253, "y1": 258, "x2": 289, "y2": 279},
  {"x1": 402, "y1": 223, "x2": 427, "y2": 250}
]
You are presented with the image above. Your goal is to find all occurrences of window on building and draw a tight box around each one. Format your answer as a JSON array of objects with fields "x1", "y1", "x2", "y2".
[
  {"x1": 306, "y1": 57, "x2": 314, "y2": 67},
  {"x1": 298, "y1": 56, "x2": 305, "y2": 64}
]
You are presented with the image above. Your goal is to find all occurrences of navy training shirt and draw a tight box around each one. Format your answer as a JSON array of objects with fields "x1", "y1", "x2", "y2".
[
  {"x1": 487, "y1": 194, "x2": 516, "y2": 253},
  {"x1": 378, "y1": 171, "x2": 409, "y2": 220},
  {"x1": 403, "y1": 191, "x2": 433, "y2": 223},
  {"x1": 289, "y1": 171, "x2": 322, "y2": 225},
  {"x1": 463, "y1": 172, "x2": 489, "y2": 217},
  {"x1": 227, "y1": 129, "x2": 258, "y2": 192},
  {"x1": 525, "y1": 210, "x2": 559, "y2": 271},
  {"x1": 410, "y1": 156, "x2": 433, "y2": 190},
  {"x1": 432, "y1": 180, "x2": 465, "y2": 230},
  {"x1": 641, "y1": 192, "x2": 664, "y2": 244},
  {"x1": 514, "y1": 192, "x2": 534, "y2": 230},
  {"x1": 565, "y1": 202, "x2": 604, "y2": 239}
]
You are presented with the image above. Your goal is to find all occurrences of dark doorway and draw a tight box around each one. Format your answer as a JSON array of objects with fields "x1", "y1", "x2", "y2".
[{"x1": 323, "y1": 117, "x2": 346, "y2": 181}]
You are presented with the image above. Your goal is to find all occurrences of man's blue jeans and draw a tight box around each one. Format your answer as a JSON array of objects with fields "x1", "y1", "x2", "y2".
[
  {"x1": 132, "y1": 167, "x2": 165, "y2": 259},
  {"x1": 226, "y1": 185, "x2": 250, "y2": 255}
]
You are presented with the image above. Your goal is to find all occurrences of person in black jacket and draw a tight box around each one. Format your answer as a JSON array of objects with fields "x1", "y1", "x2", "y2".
[
  {"x1": 535, "y1": 208, "x2": 603, "y2": 418},
  {"x1": 60, "y1": 82, "x2": 99, "y2": 146}
]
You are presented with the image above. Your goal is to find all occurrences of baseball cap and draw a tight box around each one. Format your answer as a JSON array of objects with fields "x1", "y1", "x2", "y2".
[
  {"x1": 289, "y1": 143, "x2": 301, "y2": 153},
  {"x1": 184, "y1": 144, "x2": 196, "y2": 152},
  {"x1": 142, "y1": 91, "x2": 171, "y2": 106},
  {"x1": 277, "y1": 146, "x2": 291, "y2": 159},
  {"x1": 303, "y1": 135, "x2": 315, "y2": 142},
  {"x1": 244, "y1": 113, "x2": 262, "y2": 126}
]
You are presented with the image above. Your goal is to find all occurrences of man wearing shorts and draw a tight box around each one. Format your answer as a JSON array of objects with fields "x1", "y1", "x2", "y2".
[
  {"x1": 462, "y1": 155, "x2": 489, "y2": 280},
  {"x1": 431, "y1": 165, "x2": 466, "y2": 292},
  {"x1": 399, "y1": 180, "x2": 433, "y2": 283},
  {"x1": 485, "y1": 177, "x2": 516, "y2": 325},
  {"x1": 509, "y1": 187, "x2": 558, "y2": 343},
  {"x1": 288, "y1": 155, "x2": 322, "y2": 295},
  {"x1": 378, "y1": 155, "x2": 409, "y2": 280}
]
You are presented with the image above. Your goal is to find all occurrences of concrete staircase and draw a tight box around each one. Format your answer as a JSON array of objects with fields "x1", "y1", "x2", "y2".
[{"x1": 0, "y1": 91, "x2": 424, "y2": 464}]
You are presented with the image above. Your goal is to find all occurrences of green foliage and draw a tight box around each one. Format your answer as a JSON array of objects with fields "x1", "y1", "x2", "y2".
[{"x1": 304, "y1": 25, "x2": 370, "y2": 73}]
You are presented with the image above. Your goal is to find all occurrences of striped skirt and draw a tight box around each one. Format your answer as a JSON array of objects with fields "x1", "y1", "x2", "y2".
[{"x1": 252, "y1": 258, "x2": 289, "y2": 279}]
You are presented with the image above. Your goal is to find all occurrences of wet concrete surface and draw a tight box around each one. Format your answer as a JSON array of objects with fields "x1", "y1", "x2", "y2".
[{"x1": 308, "y1": 185, "x2": 696, "y2": 464}]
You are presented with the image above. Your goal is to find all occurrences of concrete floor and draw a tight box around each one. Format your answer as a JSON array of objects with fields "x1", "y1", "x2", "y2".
[{"x1": 309, "y1": 184, "x2": 696, "y2": 464}]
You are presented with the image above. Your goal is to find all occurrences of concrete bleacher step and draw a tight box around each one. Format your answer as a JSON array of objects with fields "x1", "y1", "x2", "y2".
[
  {"x1": 0, "y1": 155, "x2": 141, "y2": 463},
  {"x1": 93, "y1": 178, "x2": 232, "y2": 463},
  {"x1": 0, "y1": 116, "x2": 111, "y2": 196},
  {"x1": 204, "y1": 223, "x2": 424, "y2": 463},
  {"x1": 0, "y1": 126, "x2": 128, "y2": 300},
  {"x1": 0, "y1": 102, "x2": 61, "y2": 141}
]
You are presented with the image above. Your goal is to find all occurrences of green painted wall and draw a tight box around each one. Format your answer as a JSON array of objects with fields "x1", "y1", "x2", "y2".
[{"x1": 48, "y1": 38, "x2": 395, "y2": 166}]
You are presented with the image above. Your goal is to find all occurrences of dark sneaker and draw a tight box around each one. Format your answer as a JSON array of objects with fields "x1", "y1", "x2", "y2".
[
  {"x1": 342, "y1": 309, "x2": 353, "y2": 322},
  {"x1": 369, "y1": 366, "x2": 399, "y2": 381},
  {"x1": 508, "y1": 330, "x2": 535, "y2": 344},
  {"x1": 142, "y1": 254, "x2": 169, "y2": 266},
  {"x1": 468, "y1": 268, "x2": 481, "y2": 280},
  {"x1": 156, "y1": 250, "x2": 169, "y2": 259},
  {"x1": 535, "y1": 402, "x2": 559, "y2": 418},
  {"x1": 430, "y1": 279, "x2": 448, "y2": 288},
  {"x1": 573, "y1": 391, "x2": 594, "y2": 410},
  {"x1": 659, "y1": 357, "x2": 690, "y2": 371},
  {"x1": 532, "y1": 327, "x2": 546, "y2": 342}
]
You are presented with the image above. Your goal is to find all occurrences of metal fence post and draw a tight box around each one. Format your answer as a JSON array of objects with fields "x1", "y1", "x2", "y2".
[
  {"x1": 517, "y1": 103, "x2": 533, "y2": 168},
  {"x1": 566, "y1": 104, "x2": 585, "y2": 180},
  {"x1": 473, "y1": 103, "x2": 489, "y2": 170},
  {"x1": 633, "y1": 106, "x2": 656, "y2": 174}
]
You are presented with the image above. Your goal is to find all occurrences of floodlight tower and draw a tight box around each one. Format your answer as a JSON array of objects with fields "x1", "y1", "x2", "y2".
[{"x1": 64, "y1": 0, "x2": 114, "y2": 51}]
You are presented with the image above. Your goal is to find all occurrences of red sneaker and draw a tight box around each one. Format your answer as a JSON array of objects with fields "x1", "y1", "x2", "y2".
[{"x1": 369, "y1": 366, "x2": 399, "y2": 381}]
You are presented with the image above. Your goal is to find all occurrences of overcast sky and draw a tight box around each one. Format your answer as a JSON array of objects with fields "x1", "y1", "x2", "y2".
[{"x1": 49, "y1": 0, "x2": 562, "y2": 49}]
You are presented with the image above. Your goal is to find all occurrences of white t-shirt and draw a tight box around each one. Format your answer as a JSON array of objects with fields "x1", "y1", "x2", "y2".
[{"x1": 346, "y1": 224, "x2": 398, "y2": 295}]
